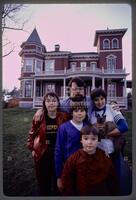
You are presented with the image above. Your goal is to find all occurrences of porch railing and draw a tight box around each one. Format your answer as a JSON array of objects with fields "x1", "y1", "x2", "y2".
[
  {"x1": 33, "y1": 96, "x2": 127, "y2": 109},
  {"x1": 35, "y1": 67, "x2": 126, "y2": 76}
]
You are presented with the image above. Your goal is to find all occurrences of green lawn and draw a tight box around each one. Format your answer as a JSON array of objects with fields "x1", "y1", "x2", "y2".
[{"x1": 2, "y1": 107, "x2": 132, "y2": 196}]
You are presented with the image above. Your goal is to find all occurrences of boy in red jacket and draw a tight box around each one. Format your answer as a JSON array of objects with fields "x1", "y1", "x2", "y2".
[{"x1": 61, "y1": 124, "x2": 120, "y2": 196}]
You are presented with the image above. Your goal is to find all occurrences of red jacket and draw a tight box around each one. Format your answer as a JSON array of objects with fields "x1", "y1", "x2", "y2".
[
  {"x1": 61, "y1": 148, "x2": 120, "y2": 196},
  {"x1": 27, "y1": 111, "x2": 69, "y2": 161}
]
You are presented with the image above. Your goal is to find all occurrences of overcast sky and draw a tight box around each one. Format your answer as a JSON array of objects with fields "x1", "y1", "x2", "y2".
[{"x1": 2, "y1": 4, "x2": 132, "y2": 91}]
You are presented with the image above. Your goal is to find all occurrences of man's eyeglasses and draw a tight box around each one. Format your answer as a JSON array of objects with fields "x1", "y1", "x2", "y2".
[{"x1": 71, "y1": 87, "x2": 84, "y2": 91}]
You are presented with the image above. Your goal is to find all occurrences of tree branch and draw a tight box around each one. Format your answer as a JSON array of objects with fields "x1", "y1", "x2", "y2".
[{"x1": 3, "y1": 48, "x2": 15, "y2": 58}]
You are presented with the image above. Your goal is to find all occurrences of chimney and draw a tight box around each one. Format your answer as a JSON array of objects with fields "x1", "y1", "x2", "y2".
[{"x1": 55, "y1": 44, "x2": 60, "y2": 51}]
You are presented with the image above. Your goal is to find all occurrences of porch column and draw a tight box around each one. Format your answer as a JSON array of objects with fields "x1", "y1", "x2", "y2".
[
  {"x1": 63, "y1": 78, "x2": 66, "y2": 98},
  {"x1": 102, "y1": 77, "x2": 104, "y2": 89},
  {"x1": 92, "y1": 76, "x2": 95, "y2": 90},
  {"x1": 33, "y1": 79, "x2": 36, "y2": 108},
  {"x1": 40, "y1": 81, "x2": 42, "y2": 97}
]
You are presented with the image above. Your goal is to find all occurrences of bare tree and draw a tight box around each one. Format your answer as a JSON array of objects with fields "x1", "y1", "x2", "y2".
[{"x1": 2, "y1": 4, "x2": 28, "y2": 57}]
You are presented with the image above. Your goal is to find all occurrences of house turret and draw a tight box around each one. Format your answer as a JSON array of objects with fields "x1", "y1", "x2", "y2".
[
  {"x1": 19, "y1": 28, "x2": 46, "y2": 107},
  {"x1": 93, "y1": 28, "x2": 127, "y2": 70}
]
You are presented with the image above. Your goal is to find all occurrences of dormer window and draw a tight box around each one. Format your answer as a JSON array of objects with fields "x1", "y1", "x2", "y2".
[
  {"x1": 103, "y1": 39, "x2": 110, "y2": 49},
  {"x1": 112, "y1": 38, "x2": 119, "y2": 49}
]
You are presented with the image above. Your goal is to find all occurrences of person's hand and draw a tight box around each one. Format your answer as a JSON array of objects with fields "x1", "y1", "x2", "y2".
[
  {"x1": 32, "y1": 150, "x2": 35, "y2": 157},
  {"x1": 110, "y1": 101, "x2": 120, "y2": 111},
  {"x1": 33, "y1": 109, "x2": 43, "y2": 122},
  {"x1": 57, "y1": 178, "x2": 63, "y2": 192},
  {"x1": 105, "y1": 151, "x2": 110, "y2": 158}
]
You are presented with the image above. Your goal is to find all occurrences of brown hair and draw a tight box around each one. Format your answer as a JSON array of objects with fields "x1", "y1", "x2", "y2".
[
  {"x1": 80, "y1": 124, "x2": 101, "y2": 141},
  {"x1": 91, "y1": 88, "x2": 107, "y2": 101},
  {"x1": 42, "y1": 92, "x2": 60, "y2": 113},
  {"x1": 68, "y1": 77, "x2": 86, "y2": 96}
]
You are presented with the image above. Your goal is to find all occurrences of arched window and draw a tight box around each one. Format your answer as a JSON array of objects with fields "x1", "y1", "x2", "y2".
[
  {"x1": 112, "y1": 38, "x2": 119, "y2": 49},
  {"x1": 106, "y1": 55, "x2": 116, "y2": 72},
  {"x1": 103, "y1": 39, "x2": 110, "y2": 49}
]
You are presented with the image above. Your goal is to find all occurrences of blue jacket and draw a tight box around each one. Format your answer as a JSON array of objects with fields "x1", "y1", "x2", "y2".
[{"x1": 55, "y1": 120, "x2": 88, "y2": 178}]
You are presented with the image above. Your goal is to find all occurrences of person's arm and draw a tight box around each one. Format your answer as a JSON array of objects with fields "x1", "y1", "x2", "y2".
[
  {"x1": 33, "y1": 108, "x2": 44, "y2": 122},
  {"x1": 26, "y1": 118, "x2": 41, "y2": 152}
]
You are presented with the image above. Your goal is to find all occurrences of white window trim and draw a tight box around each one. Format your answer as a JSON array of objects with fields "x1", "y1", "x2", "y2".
[
  {"x1": 106, "y1": 54, "x2": 117, "y2": 72},
  {"x1": 24, "y1": 58, "x2": 33, "y2": 72},
  {"x1": 80, "y1": 62, "x2": 87, "y2": 71},
  {"x1": 45, "y1": 83, "x2": 55, "y2": 93},
  {"x1": 103, "y1": 39, "x2": 110, "y2": 49},
  {"x1": 45, "y1": 60, "x2": 55, "y2": 72},
  {"x1": 90, "y1": 62, "x2": 97, "y2": 71},
  {"x1": 107, "y1": 82, "x2": 116, "y2": 97},
  {"x1": 112, "y1": 38, "x2": 119, "y2": 49},
  {"x1": 71, "y1": 62, "x2": 77, "y2": 71},
  {"x1": 35, "y1": 59, "x2": 43, "y2": 73},
  {"x1": 23, "y1": 79, "x2": 33, "y2": 98}
]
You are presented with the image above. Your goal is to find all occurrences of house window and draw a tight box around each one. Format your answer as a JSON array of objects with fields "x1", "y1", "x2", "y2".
[
  {"x1": 25, "y1": 59, "x2": 33, "y2": 72},
  {"x1": 24, "y1": 80, "x2": 32, "y2": 97},
  {"x1": 70, "y1": 62, "x2": 77, "y2": 71},
  {"x1": 35, "y1": 60, "x2": 42, "y2": 73},
  {"x1": 107, "y1": 55, "x2": 116, "y2": 72},
  {"x1": 45, "y1": 60, "x2": 55, "y2": 72},
  {"x1": 112, "y1": 38, "x2": 119, "y2": 49},
  {"x1": 107, "y1": 82, "x2": 116, "y2": 97},
  {"x1": 80, "y1": 62, "x2": 86, "y2": 71},
  {"x1": 46, "y1": 83, "x2": 55, "y2": 93},
  {"x1": 36, "y1": 46, "x2": 42, "y2": 52},
  {"x1": 90, "y1": 62, "x2": 97, "y2": 71},
  {"x1": 103, "y1": 39, "x2": 110, "y2": 49}
]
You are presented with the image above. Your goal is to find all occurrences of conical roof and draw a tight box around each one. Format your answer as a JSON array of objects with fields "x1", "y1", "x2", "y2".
[{"x1": 26, "y1": 28, "x2": 42, "y2": 45}]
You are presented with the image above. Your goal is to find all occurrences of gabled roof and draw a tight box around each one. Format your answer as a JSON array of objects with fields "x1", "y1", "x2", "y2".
[
  {"x1": 94, "y1": 28, "x2": 127, "y2": 46},
  {"x1": 26, "y1": 28, "x2": 42, "y2": 45}
]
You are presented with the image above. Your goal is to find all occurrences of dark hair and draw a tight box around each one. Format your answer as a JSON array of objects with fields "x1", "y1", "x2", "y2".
[
  {"x1": 68, "y1": 77, "x2": 86, "y2": 96},
  {"x1": 80, "y1": 124, "x2": 101, "y2": 141},
  {"x1": 70, "y1": 95, "x2": 87, "y2": 113},
  {"x1": 42, "y1": 92, "x2": 60, "y2": 113},
  {"x1": 91, "y1": 88, "x2": 107, "y2": 101}
]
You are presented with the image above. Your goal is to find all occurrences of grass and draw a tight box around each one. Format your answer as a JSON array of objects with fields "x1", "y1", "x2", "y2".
[{"x1": 3, "y1": 107, "x2": 132, "y2": 196}]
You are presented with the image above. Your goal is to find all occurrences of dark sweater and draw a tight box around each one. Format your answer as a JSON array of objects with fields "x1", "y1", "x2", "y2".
[{"x1": 61, "y1": 148, "x2": 120, "y2": 196}]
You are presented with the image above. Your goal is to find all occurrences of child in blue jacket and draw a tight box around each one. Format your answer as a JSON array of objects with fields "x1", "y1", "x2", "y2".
[{"x1": 55, "y1": 96, "x2": 89, "y2": 191}]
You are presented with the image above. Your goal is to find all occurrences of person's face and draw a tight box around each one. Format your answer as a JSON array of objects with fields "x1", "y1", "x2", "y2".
[
  {"x1": 72, "y1": 108, "x2": 86, "y2": 124},
  {"x1": 70, "y1": 82, "x2": 85, "y2": 97},
  {"x1": 94, "y1": 95, "x2": 106, "y2": 109},
  {"x1": 81, "y1": 134, "x2": 98, "y2": 154},
  {"x1": 45, "y1": 95, "x2": 58, "y2": 113}
]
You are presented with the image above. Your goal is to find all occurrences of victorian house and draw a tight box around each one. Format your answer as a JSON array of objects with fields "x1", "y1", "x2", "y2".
[{"x1": 19, "y1": 27, "x2": 129, "y2": 109}]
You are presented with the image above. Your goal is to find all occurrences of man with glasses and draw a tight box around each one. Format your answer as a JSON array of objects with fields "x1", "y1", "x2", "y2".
[{"x1": 60, "y1": 77, "x2": 92, "y2": 116}]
